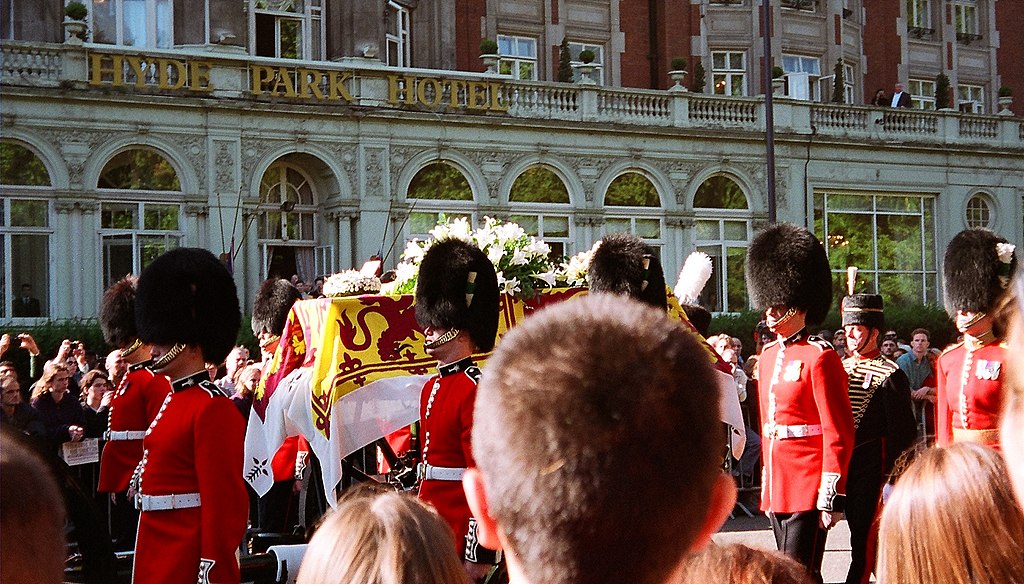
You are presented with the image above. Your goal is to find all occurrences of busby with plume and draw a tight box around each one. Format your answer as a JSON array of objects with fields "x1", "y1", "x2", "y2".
[
  {"x1": 415, "y1": 238, "x2": 500, "y2": 352},
  {"x1": 587, "y1": 233, "x2": 667, "y2": 311},
  {"x1": 100, "y1": 275, "x2": 139, "y2": 349},
  {"x1": 943, "y1": 228, "x2": 1017, "y2": 317},
  {"x1": 841, "y1": 267, "x2": 885, "y2": 331},
  {"x1": 135, "y1": 248, "x2": 241, "y2": 365},
  {"x1": 251, "y1": 279, "x2": 302, "y2": 337},
  {"x1": 745, "y1": 223, "x2": 833, "y2": 325}
]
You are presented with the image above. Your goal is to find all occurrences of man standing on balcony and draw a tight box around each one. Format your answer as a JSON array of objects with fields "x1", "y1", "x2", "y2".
[
  {"x1": 746, "y1": 223, "x2": 855, "y2": 584},
  {"x1": 890, "y1": 83, "x2": 912, "y2": 108}
]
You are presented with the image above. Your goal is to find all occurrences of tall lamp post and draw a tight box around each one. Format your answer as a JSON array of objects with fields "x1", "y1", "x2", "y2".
[{"x1": 762, "y1": 0, "x2": 777, "y2": 223}]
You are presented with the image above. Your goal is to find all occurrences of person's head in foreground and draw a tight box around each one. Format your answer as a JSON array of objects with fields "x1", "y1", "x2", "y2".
[
  {"x1": 877, "y1": 442, "x2": 1024, "y2": 584},
  {"x1": 1, "y1": 428, "x2": 66, "y2": 584},
  {"x1": 999, "y1": 267, "x2": 1024, "y2": 505},
  {"x1": 464, "y1": 294, "x2": 735, "y2": 584},
  {"x1": 296, "y1": 488, "x2": 469, "y2": 584},
  {"x1": 678, "y1": 543, "x2": 814, "y2": 584}
]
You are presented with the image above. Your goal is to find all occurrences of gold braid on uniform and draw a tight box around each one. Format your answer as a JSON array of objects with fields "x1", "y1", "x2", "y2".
[{"x1": 843, "y1": 355, "x2": 900, "y2": 430}]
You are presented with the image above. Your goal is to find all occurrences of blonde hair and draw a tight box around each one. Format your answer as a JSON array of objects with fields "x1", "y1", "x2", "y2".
[
  {"x1": 1000, "y1": 269, "x2": 1024, "y2": 505},
  {"x1": 31, "y1": 362, "x2": 68, "y2": 401},
  {"x1": 679, "y1": 544, "x2": 813, "y2": 584},
  {"x1": 877, "y1": 443, "x2": 1024, "y2": 584},
  {"x1": 295, "y1": 489, "x2": 470, "y2": 584}
]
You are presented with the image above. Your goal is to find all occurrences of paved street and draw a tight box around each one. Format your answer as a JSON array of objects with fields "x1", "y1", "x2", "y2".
[{"x1": 714, "y1": 513, "x2": 866, "y2": 584}]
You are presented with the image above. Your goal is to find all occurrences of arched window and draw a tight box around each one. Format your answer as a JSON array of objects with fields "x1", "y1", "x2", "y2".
[
  {"x1": 1, "y1": 141, "x2": 50, "y2": 186},
  {"x1": 258, "y1": 162, "x2": 320, "y2": 281},
  {"x1": 604, "y1": 171, "x2": 663, "y2": 258},
  {"x1": 965, "y1": 193, "x2": 993, "y2": 229},
  {"x1": 1, "y1": 141, "x2": 52, "y2": 319},
  {"x1": 693, "y1": 174, "x2": 752, "y2": 312},
  {"x1": 99, "y1": 148, "x2": 181, "y2": 191},
  {"x1": 406, "y1": 162, "x2": 476, "y2": 240},
  {"x1": 509, "y1": 166, "x2": 572, "y2": 258}
]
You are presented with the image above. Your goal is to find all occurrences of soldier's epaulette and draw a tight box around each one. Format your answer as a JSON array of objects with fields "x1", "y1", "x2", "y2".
[
  {"x1": 940, "y1": 341, "x2": 964, "y2": 356},
  {"x1": 807, "y1": 336, "x2": 834, "y2": 352},
  {"x1": 198, "y1": 380, "x2": 226, "y2": 398},
  {"x1": 871, "y1": 355, "x2": 900, "y2": 376},
  {"x1": 465, "y1": 366, "x2": 482, "y2": 384}
]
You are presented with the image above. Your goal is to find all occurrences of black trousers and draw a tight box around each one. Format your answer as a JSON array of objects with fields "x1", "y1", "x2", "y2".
[
  {"x1": 770, "y1": 510, "x2": 828, "y2": 584},
  {"x1": 845, "y1": 446, "x2": 884, "y2": 584}
]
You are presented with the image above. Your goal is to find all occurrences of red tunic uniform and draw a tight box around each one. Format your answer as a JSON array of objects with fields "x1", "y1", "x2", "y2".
[
  {"x1": 417, "y1": 357, "x2": 486, "y2": 561},
  {"x1": 935, "y1": 339, "x2": 1006, "y2": 447},
  {"x1": 132, "y1": 371, "x2": 248, "y2": 584},
  {"x1": 98, "y1": 362, "x2": 170, "y2": 493},
  {"x1": 759, "y1": 331, "x2": 855, "y2": 514}
]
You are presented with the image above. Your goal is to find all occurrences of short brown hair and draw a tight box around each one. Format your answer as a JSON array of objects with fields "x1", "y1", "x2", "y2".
[
  {"x1": 473, "y1": 294, "x2": 724, "y2": 584},
  {"x1": 910, "y1": 328, "x2": 930, "y2": 340},
  {"x1": 78, "y1": 369, "x2": 109, "y2": 400},
  {"x1": 296, "y1": 488, "x2": 469, "y2": 584},
  {"x1": 878, "y1": 443, "x2": 1024, "y2": 584},
  {"x1": 679, "y1": 544, "x2": 813, "y2": 584}
]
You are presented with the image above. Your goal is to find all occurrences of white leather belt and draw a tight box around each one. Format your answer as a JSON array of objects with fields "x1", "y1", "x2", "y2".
[
  {"x1": 104, "y1": 430, "x2": 147, "y2": 441},
  {"x1": 419, "y1": 463, "x2": 466, "y2": 481},
  {"x1": 764, "y1": 423, "x2": 823, "y2": 439},
  {"x1": 135, "y1": 493, "x2": 201, "y2": 511}
]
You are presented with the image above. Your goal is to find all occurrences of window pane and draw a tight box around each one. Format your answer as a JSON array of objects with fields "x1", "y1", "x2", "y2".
[
  {"x1": 694, "y1": 175, "x2": 748, "y2": 209},
  {"x1": 11, "y1": 200, "x2": 48, "y2": 227},
  {"x1": 498, "y1": 36, "x2": 514, "y2": 54},
  {"x1": 103, "y1": 234, "x2": 134, "y2": 290},
  {"x1": 923, "y1": 202, "x2": 936, "y2": 269},
  {"x1": 730, "y1": 52, "x2": 744, "y2": 69},
  {"x1": 697, "y1": 245, "x2": 722, "y2": 312},
  {"x1": 696, "y1": 220, "x2": 721, "y2": 240},
  {"x1": 519, "y1": 62, "x2": 535, "y2": 80},
  {"x1": 878, "y1": 272, "x2": 923, "y2": 305},
  {"x1": 606, "y1": 172, "x2": 659, "y2": 207},
  {"x1": 140, "y1": 235, "x2": 178, "y2": 269},
  {"x1": 409, "y1": 212, "x2": 439, "y2": 235},
  {"x1": 723, "y1": 221, "x2": 747, "y2": 240},
  {"x1": 408, "y1": 163, "x2": 473, "y2": 200},
  {"x1": 875, "y1": 195, "x2": 918, "y2": 212},
  {"x1": 156, "y1": 0, "x2": 172, "y2": 48},
  {"x1": 122, "y1": 0, "x2": 147, "y2": 46},
  {"x1": 712, "y1": 53, "x2": 726, "y2": 69},
  {"x1": 299, "y1": 212, "x2": 314, "y2": 240},
  {"x1": 517, "y1": 38, "x2": 535, "y2": 58},
  {"x1": 509, "y1": 166, "x2": 570, "y2": 203},
  {"x1": 102, "y1": 203, "x2": 139, "y2": 229},
  {"x1": 279, "y1": 18, "x2": 302, "y2": 60},
  {"x1": 876, "y1": 214, "x2": 923, "y2": 271},
  {"x1": 92, "y1": 0, "x2": 116, "y2": 44},
  {"x1": 261, "y1": 211, "x2": 283, "y2": 239},
  {"x1": 635, "y1": 219, "x2": 661, "y2": 238},
  {"x1": 11, "y1": 234, "x2": 48, "y2": 317},
  {"x1": 509, "y1": 215, "x2": 539, "y2": 234},
  {"x1": 828, "y1": 193, "x2": 872, "y2": 211},
  {"x1": 1, "y1": 142, "x2": 51, "y2": 186},
  {"x1": 143, "y1": 204, "x2": 179, "y2": 230},
  {"x1": 726, "y1": 247, "x2": 748, "y2": 311},
  {"x1": 544, "y1": 216, "x2": 569, "y2": 237},
  {"x1": 605, "y1": 218, "x2": 630, "y2": 233},
  {"x1": 824, "y1": 212, "x2": 873, "y2": 270},
  {"x1": 99, "y1": 149, "x2": 181, "y2": 191}
]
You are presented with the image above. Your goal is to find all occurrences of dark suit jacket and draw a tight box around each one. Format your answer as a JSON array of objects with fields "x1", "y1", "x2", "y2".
[
  {"x1": 12, "y1": 297, "x2": 41, "y2": 317},
  {"x1": 892, "y1": 92, "x2": 912, "y2": 108}
]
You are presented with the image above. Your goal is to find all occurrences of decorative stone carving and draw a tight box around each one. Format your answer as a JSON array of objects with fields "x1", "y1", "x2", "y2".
[
  {"x1": 170, "y1": 134, "x2": 207, "y2": 185},
  {"x1": 388, "y1": 145, "x2": 425, "y2": 196},
  {"x1": 184, "y1": 203, "x2": 209, "y2": 217},
  {"x1": 239, "y1": 136, "x2": 275, "y2": 196},
  {"x1": 214, "y1": 140, "x2": 235, "y2": 193},
  {"x1": 572, "y1": 156, "x2": 614, "y2": 204},
  {"x1": 363, "y1": 146, "x2": 386, "y2": 199}
]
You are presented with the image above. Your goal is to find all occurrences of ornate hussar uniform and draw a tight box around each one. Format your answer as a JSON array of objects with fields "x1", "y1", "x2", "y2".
[
  {"x1": 936, "y1": 229, "x2": 1017, "y2": 448},
  {"x1": 839, "y1": 290, "x2": 917, "y2": 584},
  {"x1": 414, "y1": 238, "x2": 499, "y2": 565},
  {"x1": 132, "y1": 248, "x2": 248, "y2": 584},
  {"x1": 96, "y1": 276, "x2": 172, "y2": 550},
  {"x1": 747, "y1": 223, "x2": 855, "y2": 583}
]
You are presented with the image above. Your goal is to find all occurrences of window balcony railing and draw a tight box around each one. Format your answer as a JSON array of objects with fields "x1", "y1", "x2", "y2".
[
  {"x1": 956, "y1": 32, "x2": 983, "y2": 45},
  {"x1": 907, "y1": 26, "x2": 936, "y2": 40},
  {"x1": 1, "y1": 40, "x2": 1021, "y2": 151},
  {"x1": 781, "y1": 0, "x2": 817, "y2": 11}
]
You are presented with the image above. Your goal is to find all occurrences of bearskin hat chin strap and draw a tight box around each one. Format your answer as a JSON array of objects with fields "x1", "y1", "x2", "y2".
[
  {"x1": 767, "y1": 307, "x2": 798, "y2": 333},
  {"x1": 120, "y1": 338, "x2": 144, "y2": 360},
  {"x1": 152, "y1": 343, "x2": 186, "y2": 370},
  {"x1": 424, "y1": 328, "x2": 461, "y2": 350}
]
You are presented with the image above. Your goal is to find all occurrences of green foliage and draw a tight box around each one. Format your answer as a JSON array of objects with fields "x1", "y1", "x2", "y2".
[
  {"x1": 407, "y1": 163, "x2": 473, "y2": 201},
  {"x1": 578, "y1": 49, "x2": 596, "y2": 64},
  {"x1": 935, "y1": 73, "x2": 951, "y2": 109},
  {"x1": 690, "y1": 61, "x2": 707, "y2": 93},
  {"x1": 605, "y1": 172, "x2": 659, "y2": 207},
  {"x1": 479, "y1": 39, "x2": 498, "y2": 55},
  {"x1": 999, "y1": 86, "x2": 1012, "y2": 97},
  {"x1": 557, "y1": 38, "x2": 573, "y2": 83},
  {"x1": 98, "y1": 149, "x2": 181, "y2": 191},
  {"x1": 772, "y1": 66, "x2": 784, "y2": 79},
  {"x1": 509, "y1": 166, "x2": 570, "y2": 203},
  {"x1": 1, "y1": 142, "x2": 51, "y2": 186},
  {"x1": 709, "y1": 304, "x2": 958, "y2": 359},
  {"x1": 694, "y1": 175, "x2": 748, "y2": 209},
  {"x1": 671, "y1": 57, "x2": 688, "y2": 71},
  {"x1": 832, "y1": 59, "x2": 845, "y2": 103},
  {"x1": 65, "y1": 1, "x2": 87, "y2": 20}
]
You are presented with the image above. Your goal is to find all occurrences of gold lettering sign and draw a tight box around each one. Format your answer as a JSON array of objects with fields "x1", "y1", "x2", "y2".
[
  {"x1": 88, "y1": 53, "x2": 214, "y2": 92},
  {"x1": 386, "y1": 74, "x2": 507, "y2": 112}
]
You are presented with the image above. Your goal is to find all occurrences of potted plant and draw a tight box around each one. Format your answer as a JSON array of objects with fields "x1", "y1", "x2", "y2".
[
  {"x1": 690, "y1": 61, "x2": 707, "y2": 93},
  {"x1": 479, "y1": 38, "x2": 499, "y2": 73},
  {"x1": 935, "y1": 73, "x2": 952, "y2": 110},
  {"x1": 997, "y1": 86, "x2": 1013, "y2": 114},
  {"x1": 669, "y1": 57, "x2": 688, "y2": 91},
  {"x1": 575, "y1": 49, "x2": 597, "y2": 84},
  {"x1": 64, "y1": 1, "x2": 88, "y2": 44},
  {"x1": 771, "y1": 66, "x2": 785, "y2": 95}
]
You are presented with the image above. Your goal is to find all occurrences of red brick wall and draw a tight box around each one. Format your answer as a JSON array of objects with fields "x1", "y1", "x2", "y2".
[
  {"x1": 618, "y1": 0, "x2": 652, "y2": 87},
  {"x1": 455, "y1": 0, "x2": 487, "y2": 72},
  {"x1": 862, "y1": 0, "x2": 903, "y2": 104},
  {"x1": 996, "y1": 0, "x2": 1023, "y2": 115}
]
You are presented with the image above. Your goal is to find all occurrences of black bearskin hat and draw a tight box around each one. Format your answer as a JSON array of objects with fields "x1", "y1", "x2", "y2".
[
  {"x1": 587, "y1": 233, "x2": 668, "y2": 311},
  {"x1": 251, "y1": 279, "x2": 302, "y2": 336},
  {"x1": 135, "y1": 248, "x2": 241, "y2": 365},
  {"x1": 681, "y1": 304, "x2": 712, "y2": 338},
  {"x1": 943, "y1": 228, "x2": 1017, "y2": 317},
  {"x1": 99, "y1": 275, "x2": 139, "y2": 349},
  {"x1": 745, "y1": 223, "x2": 833, "y2": 325},
  {"x1": 842, "y1": 294, "x2": 885, "y2": 331},
  {"x1": 415, "y1": 239, "x2": 500, "y2": 352}
]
